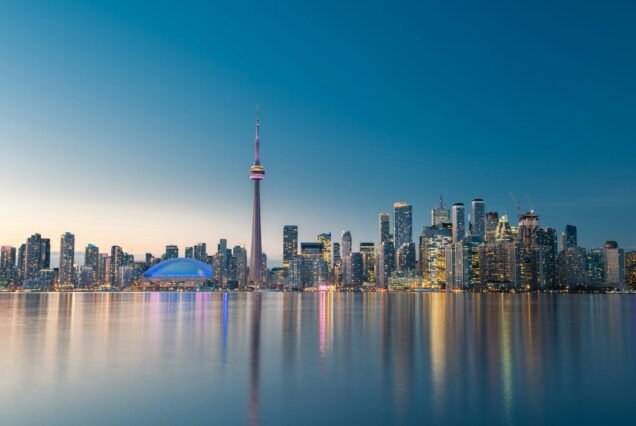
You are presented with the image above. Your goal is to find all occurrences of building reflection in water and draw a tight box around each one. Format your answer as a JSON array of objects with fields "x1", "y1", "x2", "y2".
[{"x1": 247, "y1": 293, "x2": 262, "y2": 426}]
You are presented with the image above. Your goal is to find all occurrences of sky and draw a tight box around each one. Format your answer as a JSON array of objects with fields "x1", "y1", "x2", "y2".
[{"x1": 1, "y1": 0, "x2": 635, "y2": 265}]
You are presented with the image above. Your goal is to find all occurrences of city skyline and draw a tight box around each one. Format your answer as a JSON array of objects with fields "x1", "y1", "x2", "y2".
[{"x1": 1, "y1": 1, "x2": 636, "y2": 259}]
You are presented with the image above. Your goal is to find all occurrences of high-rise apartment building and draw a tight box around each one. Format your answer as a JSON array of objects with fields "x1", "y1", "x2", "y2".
[
  {"x1": 471, "y1": 199, "x2": 486, "y2": 240},
  {"x1": 603, "y1": 241, "x2": 625, "y2": 288},
  {"x1": 485, "y1": 212, "x2": 499, "y2": 242},
  {"x1": 451, "y1": 203, "x2": 465, "y2": 243},
  {"x1": 393, "y1": 202, "x2": 412, "y2": 253},
  {"x1": 59, "y1": 232, "x2": 75, "y2": 287},
  {"x1": 379, "y1": 213, "x2": 391, "y2": 245},
  {"x1": 164, "y1": 245, "x2": 179, "y2": 260},
  {"x1": 317, "y1": 233, "x2": 332, "y2": 269},
  {"x1": 283, "y1": 225, "x2": 298, "y2": 267}
]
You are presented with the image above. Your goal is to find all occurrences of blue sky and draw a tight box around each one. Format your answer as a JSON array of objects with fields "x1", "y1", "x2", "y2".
[{"x1": 1, "y1": 0, "x2": 635, "y2": 263}]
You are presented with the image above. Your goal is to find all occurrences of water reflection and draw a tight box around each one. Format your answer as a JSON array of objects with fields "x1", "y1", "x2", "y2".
[{"x1": 0, "y1": 293, "x2": 635, "y2": 426}]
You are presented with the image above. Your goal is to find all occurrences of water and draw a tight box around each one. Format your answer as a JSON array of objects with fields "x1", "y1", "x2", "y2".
[{"x1": 1, "y1": 292, "x2": 634, "y2": 426}]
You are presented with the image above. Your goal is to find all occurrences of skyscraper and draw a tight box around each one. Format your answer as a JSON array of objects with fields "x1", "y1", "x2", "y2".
[
  {"x1": 561, "y1": 225, "x2": 578, "y2": 251},
  {"x1": 451, "y1": 203, "x2": 465, "y2": 243},
  {"x1": 518, "y1": 211, "x2": 540, "y2": 290},
  {"x1": 164, "y1": 245, "x2": 179, "y2": 260},
  {"x1": 376, "y1": 240, "x2": 395, "y2": 289},
  {"x1": 194, "y1": 243, "x2": 207, "y2": 263},
  {"x1": 0, "y1": 246, "x2": 16, "y2": 281},
  {"x1": 378, "y1": 213, "x2": 390, "y2": 245},
  {"x1": 471, "y1": 198, "x2": 486, "y2": 240},
  {"x1": 24, "y1": 233, "x2": 43, "y2": 282},
  {"x1": 625, "y1": 251, "x2": 636, "y2": 289},
  {"x1": 359, "y1": 242, "x2": 375, "y2": 283},
  {"x1": 85, "y1": 244, "x2": 99, "y2": 285},
  {"x1": 393, "y1": 202, "x2": 412, "y2": 253},
  {"x1": 283, "y1": 225, "x2": 298, "y2": 267},
  {"x1": 341, "y1": 231, "x2": 352, "y2": 286},
  {"x1": 603, "y1": 241, "x2": 625, "y2": 288},
  {"x1": 317, "y1": 233, "x2": 332, "y2": 269},
  {"x1": 432, "y1": 195, "x2": 451, "y2": 226},
  {"x1": 59, "y1": 232, "x2": 75, "y2": 287},
  {"x1": 485, "y1": 212, "x2": 499, "y2": 242},
  {"x1": 110, "y1": 246, "x2": 124, "y2": 288},
  {"x1": 41, "y1": 238, "x2": 50, "y2": 269},
  {"x1": 249, "y1": 110, "x2": 265, "y2": 287}
]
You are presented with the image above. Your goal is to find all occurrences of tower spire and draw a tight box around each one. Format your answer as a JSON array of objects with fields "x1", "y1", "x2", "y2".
[{"x1": 255, "y1": 106, "x2": 260, "y2": 165}]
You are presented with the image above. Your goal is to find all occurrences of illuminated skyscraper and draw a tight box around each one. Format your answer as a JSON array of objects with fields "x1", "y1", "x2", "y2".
[
  {"x1": 24, "y1": 233, "x2": 43, "y2": 282},
  {"x1": 110, "y1": 245, "x2": 124, "y2": 288},
  {"x1": 378, "y1": 213, "x2": 390, "y2": 245},
  {"x1": 603, "y1": 241, "x2": 625, "y2": 288},
  {"x1": 397, "y1": 242, "x2": 416, "y2": 272},
  {"x1": 586, "y1": 248, "x2": 605, "y2": 286},
  {"x1": 341, "y1": 231, "x2": 353, "y2": 286},
  {"x1": 350, "y1": 252, "x2": 364, "y2": 287},
  {"x1": 535, "y1": 227, "x2": 557, "y2": 288},
  {"x1": 0, "y1": 246, "x2": 16, "y2": 281},
  {"x1": 84, "y1": 244, "x2": 99, "y2": 284},
  {"x1": 59, "y1": 232, "x2": 75, "y2": 287},
  {"x1": 625, "y1": 251, "x2": 636, "y2": 289},
  {"x1": 419, "y1": 224, "x2": 452, "y2": 287},
  {"x1": 300, "y1": 242, "x2": 325, "y2": 288},
  {"x1": 393, "y1": 202, "x2": 412, "y2": 253},
  {"x1": 317, "y1": 233, "x2": 332, "y2": 269},
  {"x1": 232, "y1": 245, "x2": 248, "y2": 288},
  {"x1": 451, "y1": 203, "x2": 465, "y2": 243},
  {"x1": 359, "y1": 242, "x2": 375, "y2": 283},
  {"x1": 518, "y1": 211, "x2": 540, "y2": 289},
  {"x1": 471, "y1": 198, "x2": 486, "y2": 240},
  {"x1": 485, "y1": 212, "x2": 499, "y2": 242},
  {"x1": 283, "y1": 225, "x2": 298, "y2": 267},
  {"x1": 432, "y1": 195, "x2": 450, "y2": 226},
  {"x1": 376, "y1": 240, "x2": 395, "y2": 289}
]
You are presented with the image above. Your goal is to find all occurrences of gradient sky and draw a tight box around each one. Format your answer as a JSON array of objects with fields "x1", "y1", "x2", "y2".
[{"x1": 1, "y1": 0, "x2": 635, "y2": 265}]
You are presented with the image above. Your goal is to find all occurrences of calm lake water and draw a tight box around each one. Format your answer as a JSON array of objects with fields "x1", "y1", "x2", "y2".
[{"x1": 1, "y1": 292, "x2": 634, "y2": 425}]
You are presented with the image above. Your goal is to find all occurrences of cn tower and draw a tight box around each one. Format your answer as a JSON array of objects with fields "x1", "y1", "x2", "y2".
[{"x1": 248, "y1": 109, "x2": 265, "y2": 287}]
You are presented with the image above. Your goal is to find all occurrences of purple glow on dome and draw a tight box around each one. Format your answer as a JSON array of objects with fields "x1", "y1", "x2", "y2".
[{"x1": 143, "y1": 258, "x2": 213, "y2": 279}]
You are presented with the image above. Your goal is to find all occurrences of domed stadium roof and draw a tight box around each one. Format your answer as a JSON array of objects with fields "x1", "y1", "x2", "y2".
[{"x1": 143, "y1": 258, "x2": 213, "y2": 279}]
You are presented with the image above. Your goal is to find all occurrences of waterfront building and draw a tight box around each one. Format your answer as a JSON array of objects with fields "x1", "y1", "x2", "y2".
[
  {"x1": 603, "y1": 241, "x2": 625, "y2": 289},
  {"x1": 393, "y1": 202, "x2": 413, "y2": 253},
  {"x1": 24, "y1": 233, "x2": 43, "y2": 282},
  {"x1": 586, "y1": 248, "x2": 605, "y2": 286},
  {"x1": 471, "y1": 198, "x2": 486, "y2": 240},
  {"x1": 84, "y1": 244, "x2": 99, "y2": 283},
  {"x1": 419, "y1": 224, "x2": 452, "y2": 288},
  {"x1": 451, "y1": 203, "x2": 465, "y2": 243},
  {"x1": 317, "y1": 233, "x2": 332, "y2": 269},
  {"x1": 76, "y1": 266, "x2": 94, "y2": 288},
  {"x1": 300, "y1": 242, "x2": 325, "y2": 288},
  {"x1": 376, "y1": 240, "x2": 395, "y2": 289},
  {"x1": 432, "y1": 195, "x2": 450, "y2": 226},
  {"x1": 59, "y1": 232, "x2": 75, "y2": 287},
  {"x1": 233, "y1": 245, "x2": 248, "y2": 288},
  {"x1": 359, "y1": 242, "x2": 375, "y2": 283},
  {"x1": 110, "y1": 246, "x2": 124, "y2": 288},
  {"x1": 0, "y1": 246, "x2": 16, "y2": 281},
  {"x1": 341, "y1": 231, "x2": 352, "y2": 287},
  {"x1": 445, "y1": 242, "x2": 472, "y2": 290},
  {"x1": 625, "y1": 251, "x2": 636, "y2": 289},
  {"x1": 285, "y1": 257, "x2": 302, "y2": 290},
  {"x1": 350, "y1": 252, "x2": 364, "y2": 288},
  {"x1": 558, "y1": 246, "x2": 587, "y2": 287},
  {"x1": 518, "y1": 211, "x2": 540, "y2": 290},
  {"x1": 536, "y1": 227, "x2": 558, "y2": 289},
  {"x1": 283, "y1": 225, "x2": 298, "y2": 267},
  {"x1": 397, "y1": 242, "x2": 416, "y2": 272}
]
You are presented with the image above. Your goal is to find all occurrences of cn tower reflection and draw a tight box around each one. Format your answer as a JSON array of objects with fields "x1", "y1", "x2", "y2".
[{"x1": 247, "y1": 293, "x2": 262, "y2": 426}]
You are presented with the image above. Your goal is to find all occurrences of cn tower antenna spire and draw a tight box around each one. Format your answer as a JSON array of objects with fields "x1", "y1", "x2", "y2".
[{"x1": 255, "y1": 105, "x2": 261, "y2": 165}]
